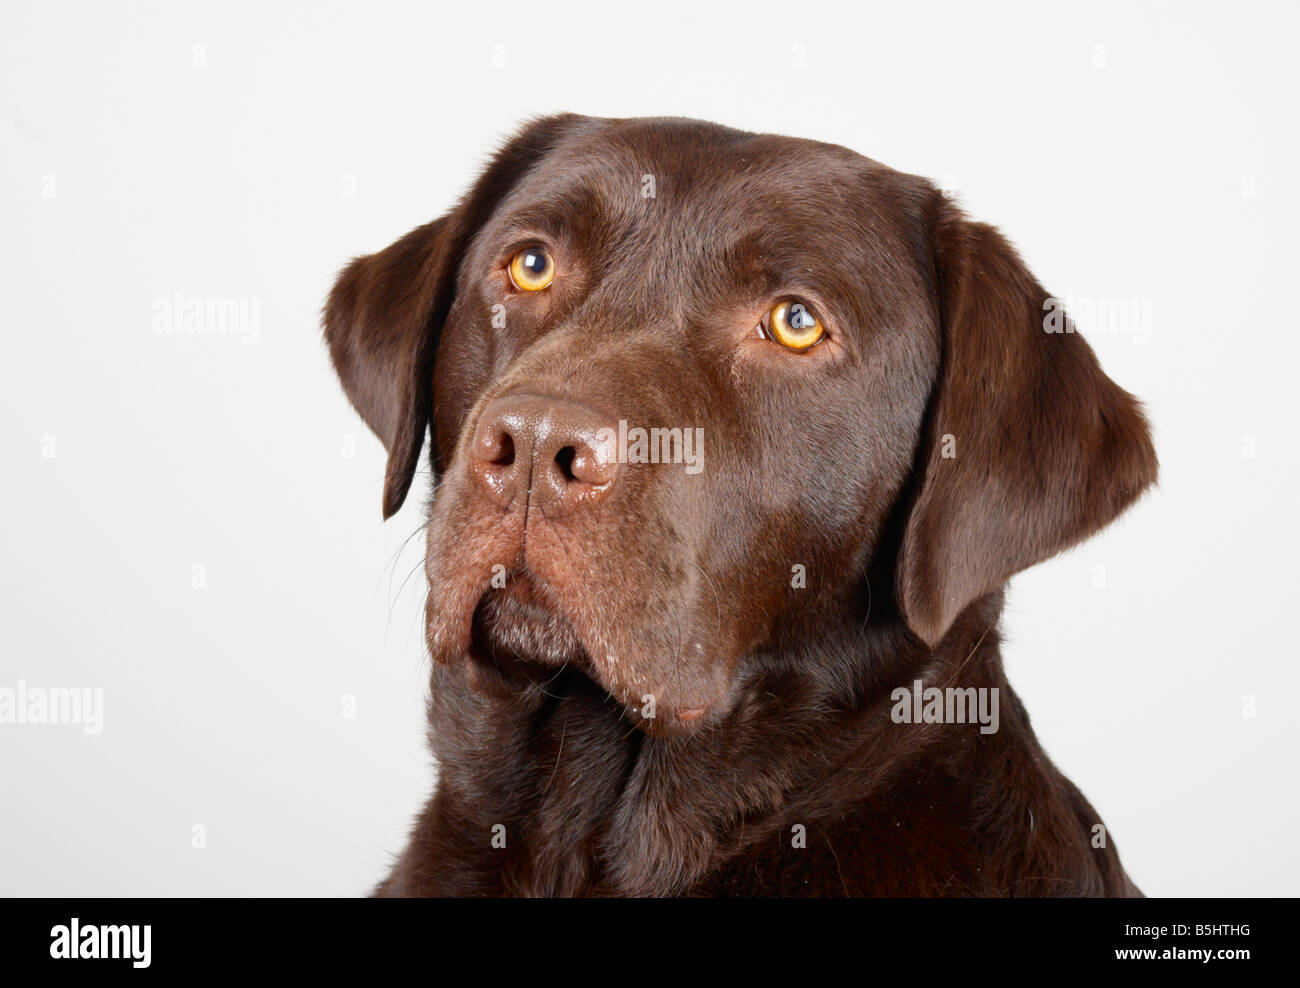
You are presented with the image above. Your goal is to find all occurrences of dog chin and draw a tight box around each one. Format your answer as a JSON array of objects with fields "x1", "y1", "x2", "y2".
[
  {"x1": 459, "y1": 579, "x2": 590, "y2": 694},
  {"x1": 457, "y1": 581, "x2": 715, "y2": 738},
  {"x1": 476, "y1": 588, "x2": 586, "y2": 665}
]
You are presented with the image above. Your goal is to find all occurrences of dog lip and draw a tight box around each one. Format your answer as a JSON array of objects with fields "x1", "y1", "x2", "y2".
[
  {"x1": 500, "y1": 567, "x2": 551, "y2": 609},
  {"x1": 471, "y1": 570, "x2": 587, "y2": 670},
  {"x1": 486, "y1": 568, "x2": 571, "y2": 632}
]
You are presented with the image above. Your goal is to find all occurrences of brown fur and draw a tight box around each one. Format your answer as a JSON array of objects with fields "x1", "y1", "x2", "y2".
[{"x1": 323, "y1": 114, "x2": 1156, "y2": 897}]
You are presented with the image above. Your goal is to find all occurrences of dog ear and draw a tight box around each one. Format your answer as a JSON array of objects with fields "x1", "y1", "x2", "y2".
[
  {"x1": 896, "y1": 194, "x2": 1158, "y2": 648},
  {"x1": 323, "y1": 114, "x2": 581, "y2": 519}
]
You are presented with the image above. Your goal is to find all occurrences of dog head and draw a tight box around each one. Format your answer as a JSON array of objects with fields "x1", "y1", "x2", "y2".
[{"x1": 324, "y1": 114, "x2": 1156, "y2": 735}]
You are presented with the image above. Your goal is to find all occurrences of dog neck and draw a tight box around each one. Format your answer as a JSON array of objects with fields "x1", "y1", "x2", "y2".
[{"x1": 378, "y1": 592, "x2": 1044, "y2": 896}]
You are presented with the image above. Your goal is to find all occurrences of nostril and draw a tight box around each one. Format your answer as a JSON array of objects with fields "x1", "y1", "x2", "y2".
[
  {"x1": 477, "y1": 428, "x2": 515, "y2": 467},
  {"x1": 554, "y1": 445, "x2": 577, "y2": 482},
  {"x1": 493, "y1": 432, "x2": 516, "y2": 467}
]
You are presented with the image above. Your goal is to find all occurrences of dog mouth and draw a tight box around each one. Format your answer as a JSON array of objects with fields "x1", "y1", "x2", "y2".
[
  {"x1": 422, "y1": 490, "x2": 730, "y2": 730},
  {"x1": 466, "y1": 570, "x2": 590, "y2": 688}
]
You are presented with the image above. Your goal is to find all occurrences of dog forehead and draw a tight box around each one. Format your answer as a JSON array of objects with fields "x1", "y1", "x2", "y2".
[{"x1": 487, "y1": 117, "x2": 908, "y2": 249}]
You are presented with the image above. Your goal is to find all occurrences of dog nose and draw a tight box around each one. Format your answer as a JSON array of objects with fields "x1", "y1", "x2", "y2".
[{"x1": 469, "y1": 394, "x2": 619, "y2": 513}]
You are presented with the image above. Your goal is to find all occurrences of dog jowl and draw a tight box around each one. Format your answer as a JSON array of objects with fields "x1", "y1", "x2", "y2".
[{"x1": 323, "y1": 114, "x2": 1156, "y2": 897}]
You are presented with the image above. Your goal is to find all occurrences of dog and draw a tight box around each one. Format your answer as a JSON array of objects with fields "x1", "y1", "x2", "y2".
[{"x1": 323, "y1": 114, "x2": 1157, "y2": 896}]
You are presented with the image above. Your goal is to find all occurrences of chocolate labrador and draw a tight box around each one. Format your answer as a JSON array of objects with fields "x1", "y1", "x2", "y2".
[{"x1": 324, "y1": 114, "x2": 1156, "y2": 897}]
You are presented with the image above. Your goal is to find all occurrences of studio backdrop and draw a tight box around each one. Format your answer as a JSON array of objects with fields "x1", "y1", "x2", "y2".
[{"x1": 1, "y1": 0, "x2": 1296, "y2": 896}]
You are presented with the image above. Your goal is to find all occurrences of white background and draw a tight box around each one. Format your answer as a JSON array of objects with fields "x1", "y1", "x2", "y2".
[{"x1": 2, "y1": 0, "x2": 1296, "y2": 896}]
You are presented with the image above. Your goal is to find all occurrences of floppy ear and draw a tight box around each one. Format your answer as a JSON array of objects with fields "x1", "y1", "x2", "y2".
[
  {"x1": 323, "y1": 113, "x2": 581, "y2": 519},
  {"x1": 897, "y1": 195, "x2": 1158, "y2": 648}
]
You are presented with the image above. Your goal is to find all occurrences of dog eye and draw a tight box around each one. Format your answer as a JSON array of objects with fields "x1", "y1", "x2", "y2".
[
  {"x1": 508, "y1": 246, "x2": 555, "y2": 292},
  {"x1": 764, "y1": 299, "x2": 824, "y2": 351}
]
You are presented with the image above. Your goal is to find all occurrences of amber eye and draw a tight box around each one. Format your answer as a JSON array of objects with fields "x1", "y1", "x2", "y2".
[
  {"x1": 508, "y1": 246, "x2": 555, "y2": 291},
  {"x1": 766, "y1": 299, "x2": 825, "y2": 350}
]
